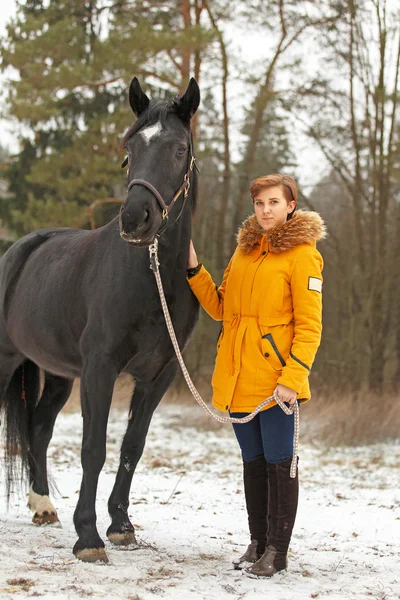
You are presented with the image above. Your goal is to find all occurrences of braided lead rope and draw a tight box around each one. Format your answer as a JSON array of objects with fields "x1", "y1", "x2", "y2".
[{"x1": 149, "y1": 239, "x2": 299, "y2": 478}]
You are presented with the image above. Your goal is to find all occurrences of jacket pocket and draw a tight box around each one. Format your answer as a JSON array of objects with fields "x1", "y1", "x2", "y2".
[
  {"x1": 261, "y1": 332, "x2": 286, "y2": 371},
  {"x1": 259, "y1": 319, "x2": 294, "y2": 372}
]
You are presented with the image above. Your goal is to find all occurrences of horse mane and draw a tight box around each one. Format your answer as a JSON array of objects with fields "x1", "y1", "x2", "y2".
[{"x1": 121, "y1": 98, "x2": 198, "y2": 214}]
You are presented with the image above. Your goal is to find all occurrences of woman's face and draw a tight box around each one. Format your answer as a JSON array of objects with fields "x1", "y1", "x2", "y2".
[{"x1": 253, "y1": 186, "x2": 296, "y2": 231}]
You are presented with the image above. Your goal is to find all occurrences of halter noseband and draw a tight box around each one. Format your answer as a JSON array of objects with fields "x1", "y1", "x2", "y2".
[{"x1": 124, "y1": 138, "x2": 197, "y2": 237}]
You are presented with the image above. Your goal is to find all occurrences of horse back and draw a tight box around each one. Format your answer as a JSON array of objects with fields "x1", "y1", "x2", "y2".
[{"x1": 0, "y1": 228, "x2": 72, "y2": 318}]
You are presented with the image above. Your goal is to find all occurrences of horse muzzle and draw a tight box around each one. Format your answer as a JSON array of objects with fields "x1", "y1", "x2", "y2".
[
  {"x1": 119, "y1": 229, "x2": 155, "y2": 247},
  {"x1": 118, "y1": 203, "x2": 158, "y2": 247}
]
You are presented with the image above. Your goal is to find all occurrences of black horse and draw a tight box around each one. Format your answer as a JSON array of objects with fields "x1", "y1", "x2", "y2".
[{"x1": 0, "y1": 77, "x2": 200, "y2": 562}]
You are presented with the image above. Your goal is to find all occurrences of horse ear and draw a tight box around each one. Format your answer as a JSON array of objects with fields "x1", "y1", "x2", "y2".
[
  {"x1": 129, "y1": 77, "x2": 150, "y2": 117},
  {"x1": 175, "y1": 78, "x2": 200, "y2": 123}
]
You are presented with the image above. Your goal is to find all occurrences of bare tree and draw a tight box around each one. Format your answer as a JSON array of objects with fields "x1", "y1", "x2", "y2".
[
  {"x1": 229, "y1": 0, "x2": 343, "y2": 253},
  {"x1": 296, "y1": 0, "x2": 400, "y2": 392}
]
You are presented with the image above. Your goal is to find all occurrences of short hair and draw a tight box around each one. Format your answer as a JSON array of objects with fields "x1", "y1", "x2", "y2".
[{"x1": 250, "y1": 174, "x2": 298, "y2": 213}]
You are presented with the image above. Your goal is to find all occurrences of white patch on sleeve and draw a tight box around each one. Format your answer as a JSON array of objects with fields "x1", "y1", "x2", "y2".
[
  {"x1": 139, "y1": 122, "x2": 162, "y2": 145},
  {"x1": 308, "y1": 277, "x2": 322, "y2": 292}
]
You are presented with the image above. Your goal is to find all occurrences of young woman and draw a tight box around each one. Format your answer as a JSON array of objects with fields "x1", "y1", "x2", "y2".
[{"x1": 186, "y1": 174, "x2": 325, "y2": 577}]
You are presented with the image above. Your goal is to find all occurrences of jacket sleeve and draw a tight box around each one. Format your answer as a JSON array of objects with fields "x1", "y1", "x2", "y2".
[
  {"x1": 186, "y1": 256, "x2": 233, "y2": 321},
  {"x1": 277, "y1": 245, "x2": 323, "y2": 393}
]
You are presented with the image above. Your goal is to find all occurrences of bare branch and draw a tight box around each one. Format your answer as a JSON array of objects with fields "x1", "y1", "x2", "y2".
[
  {"x1": 85, "y1": 70, "x2": 178, "y2": 89},
  {"x1": 167, "y1": 51, "x2": 183, "y2": 76}
]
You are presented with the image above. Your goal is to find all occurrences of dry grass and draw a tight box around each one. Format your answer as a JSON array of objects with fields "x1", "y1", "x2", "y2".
[
  {"x1": 62, "y1": 376, "x2": 399, "y2": 445},
  {"x1": 6, "y1": 578, "x2": 35, "y2": 592},
  {"x1": 166, "y1": 384, "x2": 400, "y2": 442},
  {"x1": 301, "y1": 388, "x2": 400, "y2": 446},
  {"x1": 62, "y1": 373, "x2": 225, "y2": 432},
  {"x1": 162, "y1": 405, "x2": 226, "y2": 432}
]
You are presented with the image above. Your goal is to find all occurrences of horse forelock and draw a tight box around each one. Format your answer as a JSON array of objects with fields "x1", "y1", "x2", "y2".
[{"x1": 122, "y1": 99, "x2": 178, "y2": 148}]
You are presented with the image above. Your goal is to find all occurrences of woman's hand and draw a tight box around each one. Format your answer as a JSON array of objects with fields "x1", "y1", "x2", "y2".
[
  {"x1": 187, "y1": 239, "x2": 199, "y2": 269},
  {"x1": 275, "y1": 384, "x2": 297, "y2": 405}
]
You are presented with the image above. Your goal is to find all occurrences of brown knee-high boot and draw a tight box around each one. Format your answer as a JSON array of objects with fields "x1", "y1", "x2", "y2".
[
  {"x1": 246, "y1": 456, "x2": 298, "y2": 577},
  {"x1": 233, "y1": 456, "x2": 268, "y2": 569}
]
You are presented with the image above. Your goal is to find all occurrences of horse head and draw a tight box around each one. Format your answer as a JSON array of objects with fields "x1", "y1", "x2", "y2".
[{"x1": 119, "y1": 77, "x2": 200, "y2": 247}]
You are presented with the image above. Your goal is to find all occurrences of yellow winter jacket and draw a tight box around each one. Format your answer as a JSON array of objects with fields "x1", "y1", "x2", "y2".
[{"x1": 187, "y1": 210, "x2": 325, "y2": 413}]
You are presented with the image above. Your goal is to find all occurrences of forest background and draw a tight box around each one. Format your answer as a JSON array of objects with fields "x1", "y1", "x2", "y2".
[{"x1": 0, "y1": 0, "x2": 399, "y2": 444}]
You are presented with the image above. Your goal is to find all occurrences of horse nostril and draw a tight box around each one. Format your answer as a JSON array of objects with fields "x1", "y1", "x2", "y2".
[{"x1": 120, "y1": 205, "x2": 152, "y2": 236}]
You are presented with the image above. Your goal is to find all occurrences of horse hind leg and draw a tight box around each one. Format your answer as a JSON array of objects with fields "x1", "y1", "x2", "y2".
[
  {"x1": 28, "y1": 373, "x2": 73, "y2": 526},
  {"x1": 0, "y1": 353, "x2": 24, "y2": 416},
  {"x1": 28, "y1": 486, "x2": 60, "y2": 526}
]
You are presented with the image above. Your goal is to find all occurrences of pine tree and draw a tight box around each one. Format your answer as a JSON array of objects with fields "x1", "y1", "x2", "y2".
[{"x1": 0, "y1": 0, "x2": 214, "y2": 236}]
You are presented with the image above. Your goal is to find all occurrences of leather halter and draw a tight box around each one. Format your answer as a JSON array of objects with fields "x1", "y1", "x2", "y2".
[{"x1": 125, "y1": 137, "x2": 197, "y2": 237}]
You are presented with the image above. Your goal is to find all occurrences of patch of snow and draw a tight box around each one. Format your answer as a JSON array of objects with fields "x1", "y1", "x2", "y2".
[{"x1": 0, "y1": 403, "x2": 399, "y2": 599}]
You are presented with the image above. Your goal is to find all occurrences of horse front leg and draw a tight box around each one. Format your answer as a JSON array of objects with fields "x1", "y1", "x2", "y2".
[
  {"x1": 73, "y1": 358, "x2": 117, "y2": 563},
  {"x1": 106, "y1": 362, "x2": 178, "y2": 546}
]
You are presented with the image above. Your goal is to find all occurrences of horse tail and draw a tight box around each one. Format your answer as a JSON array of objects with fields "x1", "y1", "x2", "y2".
[{"x1": 1, "y1": 359, "x2": 40, "y2": 502}]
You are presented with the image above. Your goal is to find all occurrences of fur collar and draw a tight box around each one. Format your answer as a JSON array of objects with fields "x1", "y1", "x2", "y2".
[{"x1": 237, "y1": 210, "x2": 327, "y2": 254}]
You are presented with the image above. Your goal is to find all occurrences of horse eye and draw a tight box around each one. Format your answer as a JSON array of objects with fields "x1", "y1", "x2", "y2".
[
  {"x1": 176, "y1": 147, "x2": 186, "y2": 157},
  {"x1": 121, "y1": 156, "x2": 129, "y2": 169}
]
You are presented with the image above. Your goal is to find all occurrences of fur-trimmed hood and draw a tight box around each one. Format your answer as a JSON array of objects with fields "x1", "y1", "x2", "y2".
[{"x1": 237, "y1": 210, "x2": 327, "y2": 254}]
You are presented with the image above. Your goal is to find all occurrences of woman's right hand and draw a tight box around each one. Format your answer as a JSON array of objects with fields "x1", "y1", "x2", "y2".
[{"x1": 187, "y1": 239, "x2": 199, "y2": 269}]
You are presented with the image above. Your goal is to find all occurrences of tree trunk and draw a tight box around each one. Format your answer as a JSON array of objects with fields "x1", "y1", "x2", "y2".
[
  {"x1": 203, "y1": 0, "x2": 231, "y2": 267},
  {"x1": 191, "y1": 0, "x2": 204, "y2": 143},
  {"x1": 180, "y1": 0, "x2": 191, "y2": 90}
]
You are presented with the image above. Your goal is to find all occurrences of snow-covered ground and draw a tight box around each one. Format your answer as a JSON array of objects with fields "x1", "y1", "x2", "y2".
[{"x1": 0, "y1": 402, "x2": 399, "y2": 600}]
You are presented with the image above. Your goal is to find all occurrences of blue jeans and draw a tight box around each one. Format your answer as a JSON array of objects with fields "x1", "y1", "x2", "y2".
[{"x1": 231, "y1": 403, "x2": 298, "y2": 464}]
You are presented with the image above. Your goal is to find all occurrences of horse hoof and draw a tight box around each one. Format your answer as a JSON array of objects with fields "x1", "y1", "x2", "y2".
[
  {"x1": 107, "y1": 531, "x2": 138, "y2": 546},
  {"x1": 74, "y1": 548, "x2": 109, "y2": 563},
  {"x1": 32, "y1": 511, "x2": 61, "y2": 527}
]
